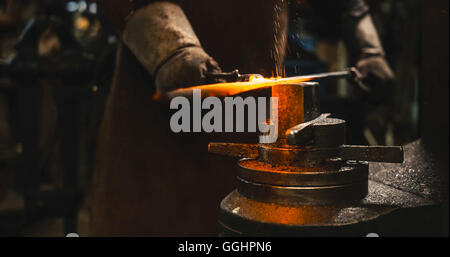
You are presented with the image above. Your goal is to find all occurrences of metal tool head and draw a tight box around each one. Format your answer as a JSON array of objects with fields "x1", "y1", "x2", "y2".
[{"x1": 204, "y1": 69, "x2": 264, "y2": 83}]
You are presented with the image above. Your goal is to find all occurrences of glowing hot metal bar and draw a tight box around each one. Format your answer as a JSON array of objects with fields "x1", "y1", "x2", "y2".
[{"x1": 164, "y1": 68, "x2": 360, "y2": 99}]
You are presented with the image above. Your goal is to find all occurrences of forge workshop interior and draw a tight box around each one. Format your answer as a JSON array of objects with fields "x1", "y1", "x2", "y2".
[{"x1": 0, "y1": 0, "x2": 448, "y2": 237}]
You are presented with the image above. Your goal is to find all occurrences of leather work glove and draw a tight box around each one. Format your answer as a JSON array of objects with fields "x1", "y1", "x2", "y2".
[
  {"x1": 356, "y1": 55, "x2": 394, "y2": 86},
  {"x1": 154, "y1": 46, "x2": 222, "y2": 93},
  {"x1": 122, "y1": 2, "x2": 221, "y2": 93}
]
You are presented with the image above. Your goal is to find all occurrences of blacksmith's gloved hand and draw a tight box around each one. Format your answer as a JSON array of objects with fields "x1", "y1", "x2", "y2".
[
  {"x1": 154, "y1": 46, "x2": 221, "y2": 93},
  {"x1": 122, "y1": 2, "x2": 221, "y2": 93},
  {"x1": 356, "y1": 55, "x2": 394, "y2": 86},
  {"x1": 343, "y1": 13, "x2": 395, "y2": 91}
]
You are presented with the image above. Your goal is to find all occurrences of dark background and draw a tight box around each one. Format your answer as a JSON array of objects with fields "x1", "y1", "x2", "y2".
[{"x1": 0, "y1": 0, "x2": 447, "y2": 236}]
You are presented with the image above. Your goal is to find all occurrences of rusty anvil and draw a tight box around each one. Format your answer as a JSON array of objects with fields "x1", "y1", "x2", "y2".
[{"x1": 207, "y1": 77, "x2": 408, "y2": 236}]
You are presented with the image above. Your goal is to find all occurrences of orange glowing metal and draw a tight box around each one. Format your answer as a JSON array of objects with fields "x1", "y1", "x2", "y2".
[
  {"x1": 165, "y1": 76, "x2": 314, "y2": 99},
  {"x1": 157, "y1": 69, "x2": 356, "y2": 100}
]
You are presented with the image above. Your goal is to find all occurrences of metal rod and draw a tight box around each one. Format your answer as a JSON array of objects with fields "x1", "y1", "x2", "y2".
[{"x1": 275, "y1": 70, "x2": 354, "y2": 83}]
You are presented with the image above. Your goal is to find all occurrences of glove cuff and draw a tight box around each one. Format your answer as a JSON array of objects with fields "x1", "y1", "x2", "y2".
[
  {"x1": 153, "y1": 45, "x2": 204, "y2": 80},
  {"x1": 122, "y1": 2, "x2": 203, "y2": 77}
]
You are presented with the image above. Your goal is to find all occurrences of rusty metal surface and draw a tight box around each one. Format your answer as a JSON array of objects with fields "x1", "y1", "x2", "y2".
[
  {"x1": 210, "y1": 134, "x2": 404, "y2": 166},
  {"x1": 370, "y1": 139, "x2": 448, "y2": 203},
  {"x1": 209, "y1": 80, "x2": 404, "y2": 211},
  {"x1": 271, "y1": 84, "x2": 305, "y2": 145},
  {"x1": 208, "y1": 143, "x2": 259, "y2": 158},
  {"x1": 237, "y1": 177, "x2": 368, "y2": 206},
  {"x1": 285, "y1": 113, "x2": 331, "y2": 146},
  {"x1": 287, "y1": 117, "x2": 346, "y2": 148},
  {"x1": 219, "y1": 179, "x2": 434, "y2": 231},
  {"x1": 238, "y1": 158, "x2": 368, "y2": 187},
  {"x1": 363, "y1": 180, "x2": 435, "y2": 208},
  {"x1": 258, "y1": 144, "x2": 339, "y2": 167},
  {"x1": 208, "y1": 79, "x2": 418, "y2": 235},
  {"x1": 340, "y1": 145, "x2": 404, "y2": 163},
  {"x1": 218, "y1": 140, "x2": 440, "y2": 236}
]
